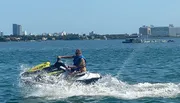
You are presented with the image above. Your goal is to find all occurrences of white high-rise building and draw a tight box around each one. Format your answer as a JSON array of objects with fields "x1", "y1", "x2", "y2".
[{"x1": 22, "y1": 31, "x2": 27, "y2": 35}]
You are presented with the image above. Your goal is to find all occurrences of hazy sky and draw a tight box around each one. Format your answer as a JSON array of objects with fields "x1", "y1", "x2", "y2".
[{"x1": 0, "y1": 0, "x2": 180, "y2": 34}]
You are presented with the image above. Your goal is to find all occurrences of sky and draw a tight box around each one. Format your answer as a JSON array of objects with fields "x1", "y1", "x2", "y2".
[{"x1": 0, "y1": 0, "x2": 180, "y2": 35}]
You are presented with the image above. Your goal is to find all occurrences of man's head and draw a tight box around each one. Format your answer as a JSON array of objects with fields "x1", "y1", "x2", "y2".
[{"x1": 75, "y1": 49, "x2": 82, "y2": 56}]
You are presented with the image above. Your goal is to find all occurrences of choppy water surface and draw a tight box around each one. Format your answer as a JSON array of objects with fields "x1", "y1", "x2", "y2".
[{"x1": 1, "y1": 39, "x2": 180, "y2": 103}]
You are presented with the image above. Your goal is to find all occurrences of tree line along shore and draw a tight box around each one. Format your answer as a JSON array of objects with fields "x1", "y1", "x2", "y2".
[{"x1": 0, "y1": 34, "x2": 138, "y2": 42}]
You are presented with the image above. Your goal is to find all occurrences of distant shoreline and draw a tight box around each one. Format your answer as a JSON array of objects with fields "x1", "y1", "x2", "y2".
[
  {"x1": 0, "y1": 34, "x2": 137, "y2": 42},
  {"x1": 0, "y1": 34, "x2": 178, "y2": 42}
]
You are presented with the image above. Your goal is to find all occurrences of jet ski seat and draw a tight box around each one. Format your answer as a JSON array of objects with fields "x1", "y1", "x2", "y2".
[{"x1": 72, "y1": 72, "x2": 86, "y2": 77}]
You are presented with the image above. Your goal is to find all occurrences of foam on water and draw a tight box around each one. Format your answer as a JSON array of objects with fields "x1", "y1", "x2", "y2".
[
  {"x1": 19, "y1": 64, "x2": 32, "y2": 73},
  {"x1": 19, "y1": 65, "x2": 180, "y2": 100}
]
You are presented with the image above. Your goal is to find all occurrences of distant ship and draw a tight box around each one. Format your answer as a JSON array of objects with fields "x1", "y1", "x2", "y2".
[
  {"x1": 122, "y1": 38, "x2": 142, "y2": 43},
  {"x1": 122, "y1": 38, "x2": 175, "y2": 43}
]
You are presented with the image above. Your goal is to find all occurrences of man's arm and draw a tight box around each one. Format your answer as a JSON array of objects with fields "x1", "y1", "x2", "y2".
[{"x1": 58, "y1": 55, "x2": 74, "y2": 59}]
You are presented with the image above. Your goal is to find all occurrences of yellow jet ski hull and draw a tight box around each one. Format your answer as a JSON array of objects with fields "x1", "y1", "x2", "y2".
[{"x1": 27, "y1": 62, "x2": 51, "y2": 73}]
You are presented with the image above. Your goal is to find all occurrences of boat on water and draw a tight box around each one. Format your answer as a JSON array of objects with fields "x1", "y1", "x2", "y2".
[
  {"x1": 122, "y1": 38, "x2": 175, "y2": 43},
  {"x1": 167, "y1": 40, "x2": 174, "y2": 42},
  {"x1": 122, "y1": 38, "x2": 142, "y2": 43}
]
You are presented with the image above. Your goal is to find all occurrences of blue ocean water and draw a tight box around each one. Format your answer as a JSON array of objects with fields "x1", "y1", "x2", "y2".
[{"x1": 1, "y1": 39, "x2": 180, "y2": 103}]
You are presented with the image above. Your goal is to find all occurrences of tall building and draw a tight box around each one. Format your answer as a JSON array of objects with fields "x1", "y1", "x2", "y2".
[
  {"x1": 140, "y1": 24, "x2": 180, "y2": 37},
  {"x1": 169, "y1": 24, "x2": 180, "y2": 36},
  {"x1": 139, "y1": 26, "x2": 151, "y2": 35},
  {"x1": 13, "y1": 24, "x2": 22, "y2": 35},
  {"x1": 0, "y1": 31, "x2": 3, "y2": 36},
  {"x1": 151, "y1": 25, "x2": 180, "y2": 37},
  {"x1": 151, "y1": 27, "x2": 169, "y2": 37}
]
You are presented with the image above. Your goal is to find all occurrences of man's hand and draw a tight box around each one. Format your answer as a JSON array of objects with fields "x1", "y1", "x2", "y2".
[{"x1": 68, "y1": 65, "x2": 77, "y2": 69}]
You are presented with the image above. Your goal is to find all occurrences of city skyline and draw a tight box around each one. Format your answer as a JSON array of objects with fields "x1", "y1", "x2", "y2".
[
  {"x1": 0, "y1": 0, "x2": 180, "y2": 35},
  {"x1": 1, "y1": 23, "x2": 180, "y2": 36}
]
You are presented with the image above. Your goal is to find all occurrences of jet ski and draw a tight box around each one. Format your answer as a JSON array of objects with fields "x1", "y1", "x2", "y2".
[{"x1": 21, "y1": 58, "x2": 101, "y2": 84}]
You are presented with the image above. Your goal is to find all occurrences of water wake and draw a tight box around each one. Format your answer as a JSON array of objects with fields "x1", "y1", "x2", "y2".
[{"x1": 19, "y1": 65, "x2": 180, "y2": 100}]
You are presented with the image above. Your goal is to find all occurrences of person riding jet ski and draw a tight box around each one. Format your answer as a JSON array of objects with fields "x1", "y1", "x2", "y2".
[
  {"x1": 21, "y1": 49, "x2": 101, "y2": 84},
  {"x1": 58, "y1": 49, "x2": 86, "y2": 75}
]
